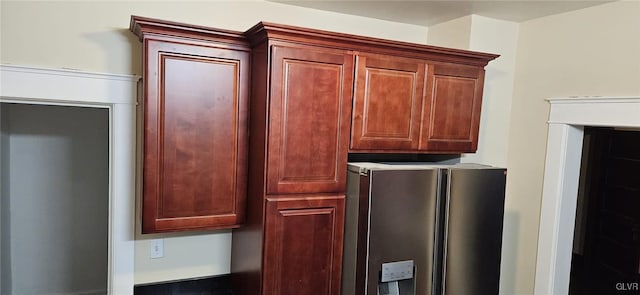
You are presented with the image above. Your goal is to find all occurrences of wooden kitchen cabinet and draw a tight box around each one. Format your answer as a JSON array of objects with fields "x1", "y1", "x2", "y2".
[
  {"x1": 262, "y1": 196, "x2": 345, "y2": 295},
  {"x1": 350, "y1": 53, "x2": 425, "y2": 151},
  {"x1": 266, "y1": 45, "x2": 354, "y2": 194},
  {"x1": 130, "y1": 16, "x2": 499, "y2": 295},
  {"x1": 350, "y1": 58, "x2": 491, "y2": 154},
  {"x1": 232, "y1": 24, "x2": 356, "y2": 295},
  {"x1": 131, "y1": 16, "x2": 250, "y2": 233},
  {"x1": 420, "y1": 63, "x2": 486, "y2": 152},
  {"x1": 235, "y1": 42, "x2": 352, "y2": 293}
]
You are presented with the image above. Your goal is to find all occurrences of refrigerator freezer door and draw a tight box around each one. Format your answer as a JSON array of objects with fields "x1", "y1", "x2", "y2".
[
  {"x1": 367, "y1": 169, "x2": 440, "y2": 295},
  {"x1": 443, "y1": 168, "x2": 506, "y2": 295}
]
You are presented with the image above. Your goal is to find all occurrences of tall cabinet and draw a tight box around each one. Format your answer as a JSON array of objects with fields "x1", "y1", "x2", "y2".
[
  {"x1": 263, "y1": 44, "x2": 352, "y2": 294},
  {"x1": 231, "y1": 26, "x2": 354, "y2": 295}
]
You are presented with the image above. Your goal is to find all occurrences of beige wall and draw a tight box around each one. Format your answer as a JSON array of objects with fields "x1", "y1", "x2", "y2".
[
  {"x1": 0, "y1": 0, "x2": 429, "y2": 284},
  {"x1": 0, "y1": 0, "x2": 427, "y2": 76},
  {"x1": 464, "y1": 15, "x2": 519, "y2": 168},
  {"x1": 427, "y1": 15, "x2": 472, "y2": 50},
  {"x1": 508, "y1": 1, "x2": 640, "y2": 294}
]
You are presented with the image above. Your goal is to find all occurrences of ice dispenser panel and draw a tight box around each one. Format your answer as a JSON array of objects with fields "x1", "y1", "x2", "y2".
[{"x1": 378, "y1": 260, "x2": 415, "y2": 295}]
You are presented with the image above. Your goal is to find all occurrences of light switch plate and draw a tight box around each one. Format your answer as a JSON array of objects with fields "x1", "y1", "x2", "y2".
[{"x1": 149, "y1": 239, "x2": 164, "y2": 259}]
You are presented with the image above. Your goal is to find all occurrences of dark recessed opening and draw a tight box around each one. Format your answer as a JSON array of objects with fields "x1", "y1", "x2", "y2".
[{"x1": 570, "y1": 127, "x2": 640, "y2": 294}]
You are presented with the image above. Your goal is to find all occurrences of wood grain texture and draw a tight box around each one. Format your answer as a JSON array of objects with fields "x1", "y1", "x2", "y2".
[
  {"x1": 350, "y1": 53, "x2": 425, "y2": 151},
  {"x1": 131, "y1": 15, "x2": 247, "y2": 46},
  {"x1": 244, "y1": 22, "x2": 498, "y2": 67},
  {"x1": 430, "y1": 77, "x2": 476, "y2": 139},
  {"x1": 420, "y1": 64, "x2": 484, "y2": 152},
  {"x1": 263, "y1": 195, "x2": 345, "y2": 295},
  {"x1": 266, "y1": 45, "x2": 354, "y2": 194},
  {"x1": 141, "y1": 37, "x2": 249, "y2": 233}
]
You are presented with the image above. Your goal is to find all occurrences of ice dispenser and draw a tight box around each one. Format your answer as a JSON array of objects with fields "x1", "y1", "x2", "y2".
[{"x1": 378, "y1": 261, "x2": 415, "y2": 295}]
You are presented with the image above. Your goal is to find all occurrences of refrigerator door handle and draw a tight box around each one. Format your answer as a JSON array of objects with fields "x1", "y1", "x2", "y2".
[
  {"x1": 435, "y1": 169, "x2": 451, "y2": 295},
  {"x1": 443, "y1": 170, "x2": 452, "y2": 295}
]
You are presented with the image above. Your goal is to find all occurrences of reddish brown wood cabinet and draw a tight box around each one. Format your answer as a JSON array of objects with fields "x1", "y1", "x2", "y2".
[
  {"x1": 420, "y1": 64, "x2": 486, "y2": 152},
  {"x1": 266, "y1": 45, "x2": 354, "y2": 194},
  {"x1": 351, "y1": 56, "x2": 494, "y2": 154},
  {"x1": 131, "y1": 17, "x2": 250, "y2": 233},
  {"x1": 263, "y1": 196, "x2": 345, "y2": 295},
  {"x1": 232, "y1": 23, "x2": 354, "y2": 293},
  {"x1": 350, "y1": 53, "x2": 425, "y2": 151}
]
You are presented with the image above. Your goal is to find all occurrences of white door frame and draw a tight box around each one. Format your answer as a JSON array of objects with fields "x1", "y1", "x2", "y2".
[
  {"x1": 534, "y1": 96, "x2": 640, "y2": 295},
  {"x1": 0, "y1": 64, "x2": 138, "y2": 294}
]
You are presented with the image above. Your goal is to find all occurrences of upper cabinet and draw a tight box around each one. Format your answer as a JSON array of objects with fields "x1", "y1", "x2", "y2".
[
  {"x1": 420, "y1": 63, "x2": 485, "y2": 152},
  {"x1": 266, "y1": 44, "x2": 354, "y2": 194},
  {"x1": 131, "y1": 16, "x2": 250, "y2": 233},
  {"x1": 350, "y1": 53, "x2": 425, "y2": 151},
  {"x1": 130, "y1": 17, "x2": 498, "y2": 232},
  {"x1": 350, "y1": 55, "x2": 494, "y2": 154}
]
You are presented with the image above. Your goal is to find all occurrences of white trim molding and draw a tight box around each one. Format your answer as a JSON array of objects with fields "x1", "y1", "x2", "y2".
[
  {"x1": 0, "y1": 64, "x2": 139, "y2": 295},
  {"x1": 535, "y1": 96, "x2": 640, "y2": 295},
  {"x1": 0, "y1": 64, "x2": 137, "y2": 105}
]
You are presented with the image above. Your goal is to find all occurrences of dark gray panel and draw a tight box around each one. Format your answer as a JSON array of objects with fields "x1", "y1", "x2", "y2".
[
  {"x1": 444, "y1": 168, "x2": 506, "y2": 295},
  {"x1": 343, "y1": 169, "x2": 364, "y2": 295}
]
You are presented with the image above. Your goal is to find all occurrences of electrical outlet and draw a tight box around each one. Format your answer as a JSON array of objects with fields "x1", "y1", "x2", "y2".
[{"x1": 149, "y1": 239, "x2": 164, "y2": 259}]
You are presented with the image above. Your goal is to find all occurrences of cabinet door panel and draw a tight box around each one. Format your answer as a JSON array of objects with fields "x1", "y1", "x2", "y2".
[
  {"x1": 143, "y1": 39, "x2": 249, "y2": 233},
  {"x1": 263, "y1": 196, "x2": 345, "y2": 295},
  {"x1": 351, "y1": 54, "x2": 424, "y2": 150},
  {"x1": 430, "y1": 76, "x2": 476, "y2": 140},
  {"x1": 267, "y1": 46, "x2": 354, "y2": 194},
  {"x1": 420, "y1": 64, "x2": 484, "y2": 152}
]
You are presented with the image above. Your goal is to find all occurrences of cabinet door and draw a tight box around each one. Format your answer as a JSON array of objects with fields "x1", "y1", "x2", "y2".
[
  {"x1": 142, "y1": 38, "x2": 249, "y2": 233},
  {"x1": 350, "y1": 54, "x2": 425, "y2": 151},
  {"x1": 267, "y1": 45, "x2": 354, "y2": 194},
  {"x1": 263, "y1": 196, "x2": 345, "y2": 295},
  {"x1": 420, "y1": 64, "x2": 484, "y2": 152}
]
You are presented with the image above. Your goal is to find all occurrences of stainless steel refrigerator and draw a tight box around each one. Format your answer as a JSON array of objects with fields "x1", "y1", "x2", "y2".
[{"x1": 342, "y1": 163, "x2": 506, "y2": 295}]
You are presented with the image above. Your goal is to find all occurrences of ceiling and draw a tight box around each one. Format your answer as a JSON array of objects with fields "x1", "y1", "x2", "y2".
[{"x1": 269, "y1": 0, "x2": 613, "y2": 26}]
